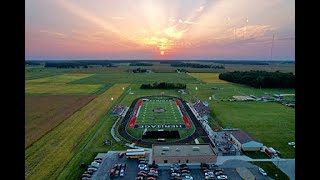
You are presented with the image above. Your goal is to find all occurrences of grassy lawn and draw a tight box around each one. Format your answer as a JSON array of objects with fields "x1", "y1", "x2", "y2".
[
  {"x1": 250, "y1": 162, "x2": 289, "y2": 180},
  {"x1": 25, "y1": 84, "x2": 129, "y2": 179},
  {"x1": 188, "y1": 73, "x2": 229, "y2": 83},
  {"x1": 26, "y1": 73, "x2": 94, "y2": 83},
  {"x1": 211, "y1": 101, "x2": 295, "y2": 158},
  {"x1": 25, "y1": 95, "x2": 96, "y2": 148},
  {"x1": 25, "y1": 82, "x2": 103, "y2": 95},
  {"x1": 243, "y1": 151, "x2": 270, "y2": 159}
]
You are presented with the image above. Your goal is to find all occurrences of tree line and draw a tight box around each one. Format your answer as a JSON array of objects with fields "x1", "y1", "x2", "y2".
[
  {"x1": 140, "y1": 82, "x2": 186, "y2": 89},
  {"x1": 129, "y1": 63, "x2": 153, "y2": 66},
  {"x1": 44, "y1": 61, "x2": 116, "y2": 68},
  {"x1": 170, "y1": 63, "x2": 224, "y2": 69},
  {"x1": 219, "y1": 71, "x2": 295, "y2": 88}
]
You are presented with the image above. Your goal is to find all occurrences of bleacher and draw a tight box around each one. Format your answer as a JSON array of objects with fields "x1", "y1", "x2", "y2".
[
  {"x1": 192, "y1": 100, "x2": 210, "y2": 117},
  {"x1": 112, "y1": 104, "x2": 125, "y2": 116}
]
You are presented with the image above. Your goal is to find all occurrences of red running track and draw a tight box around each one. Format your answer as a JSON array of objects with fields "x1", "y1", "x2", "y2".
[
  {"x1": 128, "y1": 117, "x2": 137, "y2": 128},
  {"x1": 183, "y1": 116, "x2": 191, "y2": 128},
  {"x1": 128, "y1": 100, "x2": 143, "y2": 128}
]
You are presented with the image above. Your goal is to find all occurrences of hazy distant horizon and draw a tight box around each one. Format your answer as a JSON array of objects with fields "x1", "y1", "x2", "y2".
[{"x1": 26, "y1": 59, "x2": 295, "y2": 61}]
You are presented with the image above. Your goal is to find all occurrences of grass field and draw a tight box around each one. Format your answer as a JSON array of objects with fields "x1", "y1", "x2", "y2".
[
  {"x1": 25, "y1": 95, "x2": 96, "y2": 148},
  {"x1": 25, "y1": 83, "x2": 103, "y2": 95},
  {"x1": 250, "y1": 162, "x2": 289, "y2": 180},
  {"x1": 26, "y1": 73, "x2": 94, "y2": 83},
  {"x1": 188, "y1": 73, "x2": 229, "y2": 83},
  {"x1": 70, "y1": 73, "x2": 201, "y2": 84},
  {"x1": 25, "y1": 84, "x2": 129, "y2": 179},
  {"x1": 211, "y1": 101, "x2": 295, "y2": 158},
  {"x1": 136, "y1": 100, "x2": 182, "y2": 125}
]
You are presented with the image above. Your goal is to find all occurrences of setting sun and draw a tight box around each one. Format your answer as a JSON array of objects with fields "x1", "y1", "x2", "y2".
[{"x1": 160, "y1": 51, "x2": 165, "y2": 56}]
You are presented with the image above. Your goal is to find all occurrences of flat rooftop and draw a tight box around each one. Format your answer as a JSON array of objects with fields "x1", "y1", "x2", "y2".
[{"x1": 153, "y1": 144, "x2": 216, "y2": 157}]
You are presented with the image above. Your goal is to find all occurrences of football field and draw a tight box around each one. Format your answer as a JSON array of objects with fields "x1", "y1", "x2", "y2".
[{"x1": 136, "y1": 99, "x2": 183, "y2": 126}]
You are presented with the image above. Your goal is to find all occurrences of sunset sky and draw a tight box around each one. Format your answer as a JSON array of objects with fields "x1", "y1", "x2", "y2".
[{"x1": 25, "y1": 0, "x2": 295, "y2": 60}]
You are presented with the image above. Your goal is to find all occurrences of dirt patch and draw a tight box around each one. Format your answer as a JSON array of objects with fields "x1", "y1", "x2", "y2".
[{"x1": 25, "y1": 95, "x2": 96, "y2": 148}]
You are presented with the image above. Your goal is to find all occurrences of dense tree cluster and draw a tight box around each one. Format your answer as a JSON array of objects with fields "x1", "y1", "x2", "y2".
[
  {"x1": 132, "y1": 68, "x2": 149, "y2": 73},
  {"x1": 129, "y1": 63, "x2": 153, "y2": 66},
  {"x1": 171, "y1": 63, "x2": 224, "y2": 69},
  {"x1": 25, "y1": 61, "x2": 41, "y2": 65},
  {"x1": 44, "y1": 60, "x2": 115, "y2": 68},
  {"x1": 219, "y1": 71, "x2": 295, "y2": 88},
  {"x1": 140, "y1": 82, "x2": 186, "y2": 89}
]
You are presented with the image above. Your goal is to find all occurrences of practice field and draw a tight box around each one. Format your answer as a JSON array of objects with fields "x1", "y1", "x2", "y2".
[
  {"x1": 188, "y1": 73, "x2": 229, "y2": 84},
  {"x1": 25, "y1": 83, "x2": 104, "y2": 95},
  {"x1": 25, "y1": 95, "x2": 96, "y2": 148},
  {"x1": 26, "y1": 73, "x2": 94, "y2": 83},
  {"x1": 135, "y1": 99, "x2": 183, "y2": 127}
]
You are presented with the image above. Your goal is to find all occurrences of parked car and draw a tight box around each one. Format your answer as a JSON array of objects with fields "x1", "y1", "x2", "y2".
[
  {"x1": 91, "y1": 162, "x2": 100, "y2": 168},
  {"x1": 84, "y1": 171, "x2": 93, "y2": 175},
  {"x1": 217, "y1": 175, "x2": 228, "y2": 180},
  {"x1": 288, "y1": 142, "x2": 295, "y2": 146},
  {"x1": 120, "y1": 169, "x2": 125, "y2": 177},
  {"x1": 82, "y1": 174, "x2": 92, "y2": 178},
  {"x1": 118, "y1": 151, "x2": 125, "y2": 158},
  {"x1": 259, "y1": 168, "x2": 267, "y2": 176},
  {"x1": 87, "y1": 167, "x2": 98, "y2": 172}
]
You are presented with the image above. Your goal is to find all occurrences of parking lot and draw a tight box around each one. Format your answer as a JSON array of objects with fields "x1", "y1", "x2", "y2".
[
  {"x1": 86, "y1": 152, "x2": 270, "y2": 180},
  {"x1": 91, "y1": 152, "x2": 141, "y2": 180}
]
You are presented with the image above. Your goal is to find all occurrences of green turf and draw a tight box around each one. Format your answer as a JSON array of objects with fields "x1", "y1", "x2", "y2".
[{"x1": 136, "y1": 100, "x2": 182, "y2": 126}]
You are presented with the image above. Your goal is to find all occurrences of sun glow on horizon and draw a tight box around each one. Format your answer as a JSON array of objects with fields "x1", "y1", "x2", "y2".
[{"x1": 25, "y1": 0, "x2": 295, "y2": 60}]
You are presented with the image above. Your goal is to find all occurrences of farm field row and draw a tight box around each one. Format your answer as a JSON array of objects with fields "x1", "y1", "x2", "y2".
[
  {"x1": 25, "y1": 95, "x2": 96, "y2": 148},
  {"x1": 26, "y1": 73, "x2": 94, "y2": 83},
  {"x1": 188, "y1": 73, "x2": 229, "y2": 83},
  {"x1": 25, "y1": 84, "x2": 129, "y2": 179},
  {"x1": 70, "y1": 73, "x2": 202, "y2": 84},
  {"x1": 25, "y1": 82, "x2": 104, "y2": 95}
]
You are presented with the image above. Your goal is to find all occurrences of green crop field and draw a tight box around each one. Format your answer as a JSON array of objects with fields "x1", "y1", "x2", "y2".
[
  {"x1": 188, "y1": 73, "x2": 229, "y2": 83},
  {"x1": 26, "y1": 73, "x2": 94, "y2": 83},
  {"x1": 70, "y1": 73, "x2": 201, "y2": 84},
  {"x1": 136, "y1": 100, "x2": 182, "y2": 125},
  {"x1": 25, "y1": 82, "x2": 104, "y2": 95}
]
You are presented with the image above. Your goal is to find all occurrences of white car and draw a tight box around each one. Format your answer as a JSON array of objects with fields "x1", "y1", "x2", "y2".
[
  {"x1": 120, "y1": 169, "x2": 125, "y2": 177},
  {"x1": 138, "y1": 164, "x2": 147, "y2": 170},
  {"x1": 217, "y1": 175, "x2": 228, "y2": 180},
  {"x1": 288, "y1": 142, "x2": 295, "y2": 146},
  {"x1": 259, "y1": 168, "x2": 267, "y2": 176}
]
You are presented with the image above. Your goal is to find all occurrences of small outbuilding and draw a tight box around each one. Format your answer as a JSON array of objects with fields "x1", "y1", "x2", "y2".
[{"x1": 230, "y1": 130, "x2": 263, "y2": 151}]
